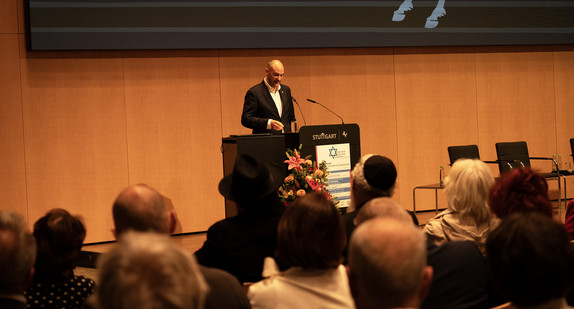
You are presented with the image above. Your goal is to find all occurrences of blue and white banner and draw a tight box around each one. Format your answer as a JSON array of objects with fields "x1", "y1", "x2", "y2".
[{"x1": 316, "y1": 143, "x2": 351, "y2": 208}]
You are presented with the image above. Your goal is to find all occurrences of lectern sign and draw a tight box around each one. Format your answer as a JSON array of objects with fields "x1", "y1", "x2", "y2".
[{"x1": 316, "y1": 143, "x2": 352, "y2": 208}]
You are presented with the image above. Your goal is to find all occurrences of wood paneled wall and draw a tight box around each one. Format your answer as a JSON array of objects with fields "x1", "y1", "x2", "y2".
[{"x1": 2, "y1": 0, "x2": 574, "y2": 242}]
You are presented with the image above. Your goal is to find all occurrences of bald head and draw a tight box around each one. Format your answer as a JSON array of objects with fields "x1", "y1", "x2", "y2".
[
  {"x1": 348, "y1": 217, "x2": 431, "y2": 309},
  {"x1": 355, "y1": 197, "x2": 412, "y2": 226},
  {"x1": 265, "y1": 59, "x2": 284, "y2": 88},
  {"x1": 112, "y1": 184, "x2": 169, "y2": 236}
]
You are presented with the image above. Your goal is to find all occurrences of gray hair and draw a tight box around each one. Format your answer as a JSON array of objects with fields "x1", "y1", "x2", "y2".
[
  {"x1": 97, "y1": 231, "x2": 208, "y2": 309},
  {"x1": 0, "y1": 211, "x2": 37, "y2": 293},
  {"x1": 445, "y1": 159, "x2": 494, "y2": 225}
]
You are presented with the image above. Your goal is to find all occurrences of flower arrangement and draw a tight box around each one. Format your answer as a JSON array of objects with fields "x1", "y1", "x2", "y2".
[{"x1": 278, "y1": 145, "x2": 336, "y2": 207}]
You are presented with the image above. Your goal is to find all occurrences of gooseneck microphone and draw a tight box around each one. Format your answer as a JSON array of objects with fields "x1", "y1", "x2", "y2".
[
  {"x1": 306, "y1": 99, "x2": 344, "y2": 124},
  {"x1": 292, "y1": 97, "x2": 307, "y2": 126}
]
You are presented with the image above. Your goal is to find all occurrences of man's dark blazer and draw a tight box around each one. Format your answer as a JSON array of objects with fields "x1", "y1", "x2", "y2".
[
  {"x1": 422, "y1": 240, "x2": 490, "y2": 309},
  {"x1": 241, "y1": 81, "x2": 296, "y2": 134}
]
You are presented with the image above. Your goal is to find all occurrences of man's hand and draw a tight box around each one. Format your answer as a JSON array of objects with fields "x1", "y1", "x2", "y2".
[{"x1": 270, "y1": 120, "x2": 284, "y2": 131}]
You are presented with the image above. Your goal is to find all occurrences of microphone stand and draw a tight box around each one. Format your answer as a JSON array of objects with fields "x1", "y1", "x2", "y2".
[
  {"x1": 307, "y1": 99, "x2": 344, "y2": 124},
  {"x1": 292, "y1": 97, "x2": 307, "y2": 126}
]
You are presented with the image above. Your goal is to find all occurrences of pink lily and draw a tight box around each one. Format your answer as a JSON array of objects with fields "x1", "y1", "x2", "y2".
[{"x1": 284, "y1": 150, "x2": 305, "y2": 171}]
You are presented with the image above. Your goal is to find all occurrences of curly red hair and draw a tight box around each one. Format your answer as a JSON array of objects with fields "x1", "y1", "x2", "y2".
[{"x1": 488, "y1": 168, "x2": 553, "y2": 219}]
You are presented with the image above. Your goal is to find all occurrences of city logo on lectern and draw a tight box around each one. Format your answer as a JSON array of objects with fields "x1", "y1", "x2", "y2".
[
  {"x1": 313, "y1": 132, "x2": 337, "y2": 141},
  {"x1": 342, "y1": 131, "x2": 348, "y2": 138}
]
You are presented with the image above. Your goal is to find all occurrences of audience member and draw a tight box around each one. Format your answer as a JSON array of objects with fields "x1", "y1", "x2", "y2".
[
  {"x1": 354, "y1": 197, "x2": 413, "y2": 226},
  {"x1": 24, "y1": 208, "x2": 95, "y2": 309},
  {"x1": 488, "y1": 167, "x2": 553, "y2": 219},
  {"x1": 111, "y1": 183, "x2": 251, "y2": 309},
  {"x1": 112, "y1": 183, "x2": 177, "y2": 236},
  {"x1": 424, "y1": 159, "x2": 497, "y2": 254},
  {"x1": 355, "y1": 197, "x2": 490, "y2": 309},
  {"x1": 343, "y1": 155, "x2": 417, "y2": 252},
  {"x1": 423, "y1": 241, "x2": 490, "y2": 309},
  {"x1": 195, "y1": 154, "x2": 285, "y2": 284},
  {"x1": 248, "y1": 192, "x2": 354, "y2": 309},
  {"x1": 348, "y1": 217, "x2": 432, "y2": 309},
  {"x1": 97, "y1": 231, "x2": 208, "y2": 309},
  {"x1": 565, "y1": 200, "x2": 574, "y2": 240},
  {"x1": 0, "y1": 211, "x2": 36, "y2": 309},
  {"x1": 486, "y1": 212, "x2": 574, "y2": 309}
]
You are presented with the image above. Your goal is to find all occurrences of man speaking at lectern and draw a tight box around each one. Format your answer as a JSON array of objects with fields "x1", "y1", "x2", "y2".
[{"x1": 241, "y1": 59, "x2": 296, "y2": 134}]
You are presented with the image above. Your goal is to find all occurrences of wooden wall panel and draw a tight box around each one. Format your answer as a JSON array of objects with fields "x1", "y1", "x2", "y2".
[
  {"x1": 123, "y1": 51, "x2": 223, "y2": 233},
  {"x1": 17, "y1": 0, "x2": 25, "y2": 34},
  {"x1": 20, "y1": 50, "x2": 128, "y2": 243},
  {"x1": 554, "y1": 49, "x2": 574, "y2": 164},
  {"x1": 553, "y1": 48, "x2": 574, "y2": 200},
  {"x1": 0, "y1": 34, "x2": 27, "y2": 216},
  {"x1": 307, "y1": 49, "x2": 399, "y2": 199},
  {"x1": 0, "y1": 0, "x2": 18, "y2": 33},
  {"x1": 308, "y1": 49, "x2": 397, "y2": 151},
  {"x1": 395, "y1": 47, "x2": 479, "y2": 211},
  {"x1": 219, "y1": 49, "x2": 311, "y2": 137},
  {"x1": 475, "y1": 46, "x2": 557, "y2": 174}
]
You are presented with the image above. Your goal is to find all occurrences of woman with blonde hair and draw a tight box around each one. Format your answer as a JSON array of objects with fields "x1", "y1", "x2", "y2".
[{"x1": 423, "y1": 159, "x2": 498, "y2": 255}]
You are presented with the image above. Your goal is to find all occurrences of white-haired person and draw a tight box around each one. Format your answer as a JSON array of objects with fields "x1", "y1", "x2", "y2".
[
  {"x1": 423, "y1": 159, "x2": 498, "y2": 255},
  {"x1": 0, "y1": 211, "x2": 37, "y2": 309},
  {"x1": 96, "y1": 231, "x2": 208, "y2": 309}
]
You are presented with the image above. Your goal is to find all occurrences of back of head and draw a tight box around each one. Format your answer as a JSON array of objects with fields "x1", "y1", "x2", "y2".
[
  {"x1": 488, "y1": 167, "x2": 552, "y2": 219},
  {"x1": 350, "y1": 154, "x2": 397, "y2": 210},
  {"x1": 486, "y1": 212, "x2": 574, "y2": 306},
  {"x1": 445, "y1": 159, "x2": 494, "y2": 225},
  {"x1": 355, "y1": 197, "x2": 413, "y2": 226},
  {"x1": 113, "y1": 184, "x2": 169, "y2": 235},
  {"x1": 348, "y1": 217, "x2": 427, "y2": 308},
  {"x1": 0, "y1": 211, "x2": 37, "y2": 293},
  {"x1": 33, "y1": 208, "x2": 86, "y2": 276},
  {"x1": 276, "y1": 192, "x2": 345, "y2": 270},
  {"x1": 97, "y1": 231, "x2": 208, "y2": 309}
]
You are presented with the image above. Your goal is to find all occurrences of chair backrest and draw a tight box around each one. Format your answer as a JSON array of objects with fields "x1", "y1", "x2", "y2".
[
  {"x1": 448, "y1": 145, "x2": 480, "y2": 165},
  {"x1": 495, "y1": 141, "x2": 531, "y2": 174}
]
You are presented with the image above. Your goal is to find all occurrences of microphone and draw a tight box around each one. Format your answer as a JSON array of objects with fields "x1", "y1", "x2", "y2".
[
  {"x1": 306, "y1": 99, "x2": 344, "y2": 124},
  {"x1": 292, "y1": 97, "x2": 307, "y2": 126}
]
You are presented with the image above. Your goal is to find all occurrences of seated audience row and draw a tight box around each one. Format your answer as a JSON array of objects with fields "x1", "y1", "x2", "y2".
[{"x1": 3, "y1": 153, "x2": 573, "y2": 309}]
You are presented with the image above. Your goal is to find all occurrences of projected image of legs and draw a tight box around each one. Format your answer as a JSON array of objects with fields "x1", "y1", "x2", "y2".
[{"x1": 392, "y1": 0, "x2": 446, "y2": 29}]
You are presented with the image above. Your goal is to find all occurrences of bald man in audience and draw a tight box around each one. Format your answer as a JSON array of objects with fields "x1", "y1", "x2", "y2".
[
  {"x1": 0, "y1": 211, "x2": 37, "y2": 309},
  {"x1": 348, "y1": 217, "x2": 433, "y2": 309},
  {"x1": 112, "y1": 183, "x2": 177, "y2": 237},
  {"x1": 354, "y1": 197, "x2": 490, "y2": 309},
  {"x1": 111, "y1": 184, "x2": 251, "y2": 309},
  {"x1": 354, "y1": 197, "x2": 414, "y2": 226}
]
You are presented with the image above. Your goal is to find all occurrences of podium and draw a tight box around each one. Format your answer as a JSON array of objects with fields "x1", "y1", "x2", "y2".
[{"x1": 222, "y1": 124, "x2": 360, "y2": 216}]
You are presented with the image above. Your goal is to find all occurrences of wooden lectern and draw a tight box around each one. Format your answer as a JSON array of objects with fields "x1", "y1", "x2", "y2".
[{"x1": 221, "y1": 124, "x2": 360, "y2": 217}]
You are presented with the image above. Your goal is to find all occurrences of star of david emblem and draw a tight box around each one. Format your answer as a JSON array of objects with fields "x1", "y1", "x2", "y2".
[{"x1": 329, "y1": 147, "x2": 338, "y2": 159}]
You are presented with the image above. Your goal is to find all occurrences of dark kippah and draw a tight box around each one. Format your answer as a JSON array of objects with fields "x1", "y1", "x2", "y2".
[{"x1": 363, "y1": 155, "x2": 397, "y2": 191}]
